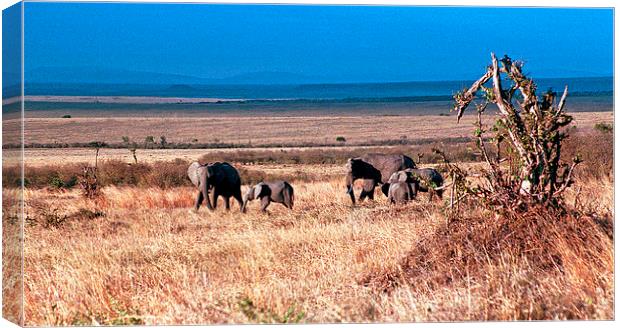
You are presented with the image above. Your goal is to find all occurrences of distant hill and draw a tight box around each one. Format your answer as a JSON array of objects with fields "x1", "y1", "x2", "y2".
[
  {"x1": 25, "y1": 67, "x2": 323, "y2": 85},
  {"x1": 216, "y1": 71, "x2": 323, "y2": 85},
  {"x1": 26, "y1": 67, "x2": 210, "y2": 85}
]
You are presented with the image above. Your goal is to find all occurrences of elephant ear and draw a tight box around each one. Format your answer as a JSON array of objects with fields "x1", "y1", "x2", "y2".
[
  {"x1": 388, "y1": 171, "x2": 403, "y2": 184},
  {"x1": 396, "y1": 172, "x2": 409, "y2": 183},
  {"x1": 345, "y1": 158, "x2": 354, "y2": 171},
  {"x1": 253, "y1": 184, "x2": 264, "y2": 199},
  {"x1": 187, "y1": 162, "x2": 202, "y2": 187}
]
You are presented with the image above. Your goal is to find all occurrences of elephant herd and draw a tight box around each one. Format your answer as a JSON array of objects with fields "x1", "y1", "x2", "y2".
[{"x1": 187, "y1": 153, "x2": 444, "y2": 213}]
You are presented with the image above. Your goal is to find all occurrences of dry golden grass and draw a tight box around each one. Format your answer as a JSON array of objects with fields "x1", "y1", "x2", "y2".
[
  {"x1": 11, "y1": 147, "x2": 400, "y2": 167},
  {"x1": 2, "y1": 188, "x2": 23, "y2": 325},
  {"x1": 3, "y1": 108, "x2": 613, "y2": 324},
  {"x1": 13, "y1": 169, "x2": 613, "y2": 325},
  {"x1": 2, "y1": 111, "x2": 612, "y2": 146}
]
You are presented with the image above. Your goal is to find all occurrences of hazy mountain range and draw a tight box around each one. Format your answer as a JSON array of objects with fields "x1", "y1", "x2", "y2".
[
  {"x1": 23, "y1": 66, "x2": 613, "y2": 86},
  {"x1": 24, "y1": 67, "x2": 326, "y2": 85}
]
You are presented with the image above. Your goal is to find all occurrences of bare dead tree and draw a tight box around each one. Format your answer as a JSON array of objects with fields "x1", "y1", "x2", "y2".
[{"x1": 453, "y1": 53, "x2": 580, "y2": 208}]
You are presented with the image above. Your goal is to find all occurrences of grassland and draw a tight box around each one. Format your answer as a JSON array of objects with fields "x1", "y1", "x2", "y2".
[
  {"x1": 9, "y1": 170, "x2": 613, "y2": 325},
  {"x1": 2, "y1": 110, "x2": 613, "y2": 147},
  {"x1": 2, "y1": 108, "x2": 614, "y2": 324}
]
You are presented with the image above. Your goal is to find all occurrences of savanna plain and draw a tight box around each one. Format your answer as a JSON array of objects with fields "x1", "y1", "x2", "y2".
[{"x1": 2, "y1": 107, "x2": 614, "y2": 325}]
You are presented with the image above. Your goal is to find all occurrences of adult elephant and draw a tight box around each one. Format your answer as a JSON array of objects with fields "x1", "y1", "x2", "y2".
[
  {"x1": 187, "y1": 161, "x2": 243, "y2": 211},
  {"x1": 345, "y1": 153, "x2": 416, "y2": 204}
]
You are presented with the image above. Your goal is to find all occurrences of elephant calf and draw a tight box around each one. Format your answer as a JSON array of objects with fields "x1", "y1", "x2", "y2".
[
  {"x1": 381, "y1": 168, "x2": 444, "y2": 201},
  {"x1": 241, "y1": 181, "x2": 294, "y2": 213},
  {"x1": 387, "y1": 181, "x2": 417, "y2": 204}
]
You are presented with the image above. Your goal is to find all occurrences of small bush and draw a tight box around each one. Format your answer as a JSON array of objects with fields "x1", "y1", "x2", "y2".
[
  {"x1": 48, "y1": 174, "x2": 65, "y2": 189},
  {"x1": 79, "y1": 166, "x2": 100, "y2": 198},
  {"x1": 336, "y1": 136, "x2": 347, "y2": 143},
  {"x1": 594, "y1": 122, "x2": 613, "y2": 134},
  {"x1": 41, "y1": 208, "x2": 68, "y2": 229},
  {"x1": 61, "y1": 114, "x2": 72, "y2": 118},
  {"x1": 238, "y1": 297, "x2": 305, "y2": 324},
  {"x1": 71, "y1": 208, "x2": 105, "y2": 220}
]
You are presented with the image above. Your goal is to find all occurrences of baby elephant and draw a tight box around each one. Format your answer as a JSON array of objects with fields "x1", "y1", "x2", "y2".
[
  {"x1": 381, "y1": 168, "x2": 444, "y2": 202},
  {"x1": 241, "y1": 181, "x2": 294, "y2": 213},
  {"x1": 387, "y1": 181, "x2": 417, "y2": 204}
]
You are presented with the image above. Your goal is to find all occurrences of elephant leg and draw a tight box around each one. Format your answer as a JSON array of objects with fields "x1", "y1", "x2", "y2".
[
  {"x1": 233, "y1": 189, "x2": 243, "y2": 210},
  {"x1": 212, "y1": 190, "x2": 219, "y2": 209},
  {"x1": 260, "y1": 197, "x2": 271, "y2": 212},
  {"x1": 224, "y1": 196, "x2": 230, "y2": 210},
  {"x1": 406, "y1": 183, "x2": 414, "y2": 201},
  {"x1": 346, "y1": 175, "x2": 357, "y2": 205},
  {"x1": 194, "y1": 191, "x2": 204, "y2": 210},
  {"x1": 360, "y1": 179, "x2": 376, "y2": 202},
  {"x1": 367, "y1": 186, "x2": 375, "y2": 200},
  {"x1": 359, "y1": 190, "x2": 368, "y2": 202},
  {"x1": 348, "y1": 188, "x2": 356, "y2": 204}
]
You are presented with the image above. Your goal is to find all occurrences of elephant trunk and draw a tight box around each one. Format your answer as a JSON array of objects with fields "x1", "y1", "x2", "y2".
[
  {"x1": 381, "y1": 183, "x2": 391, "y2": 197},
  {"x1": 241, "y1": 188, "x2": 253, "y2": 213},
  {"x1": 241, "y1": 199, "x2": 248, "y2": 213}
]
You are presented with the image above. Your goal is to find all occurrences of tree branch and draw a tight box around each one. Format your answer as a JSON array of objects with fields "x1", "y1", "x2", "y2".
[
  {"x1": 553, "y1": 160, "x2": 578, "y2": 197},
  {"x1": 454, "y1": 67, "x2": 493, "y2": 122}
]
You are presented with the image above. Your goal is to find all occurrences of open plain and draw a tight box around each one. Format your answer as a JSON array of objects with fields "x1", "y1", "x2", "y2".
[{"x1": 3, "y1": 108, "x2": 615, "y2": 324}]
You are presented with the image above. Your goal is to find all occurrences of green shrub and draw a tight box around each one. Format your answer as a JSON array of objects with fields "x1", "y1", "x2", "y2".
[
  {"x1": 48, "y1": 175, "x2": 65, "y2": 189},
  {"x1": 594, "y1": 122, "x2": 613, "y2": 133},
  {"x1": 238, "y1": 297, "x2": 305, "y2": 324}
]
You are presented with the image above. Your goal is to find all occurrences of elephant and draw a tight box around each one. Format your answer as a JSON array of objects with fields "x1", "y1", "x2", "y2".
[
  {"x1": 381, "y1": 168, "x2": 444, "y2": 201},
  {"x1": 345, "y1": 153, "x2": 416, "y2": 204},
  {"x1": 387, "y1": 181, "x2": 417, "y2": 204},
  {"x1": 241, "y1": 181, "x2": 294, "y2": 213},
  {"x1": 187, "y1": 161, "x2": 243, "y2": 211}
]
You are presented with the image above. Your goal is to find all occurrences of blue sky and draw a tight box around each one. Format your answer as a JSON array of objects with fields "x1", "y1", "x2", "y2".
[
  {"x1": 21, "y1": 3, "x2": 614, "y2": 83},
  {"x1": 2, "y1": 2, "x2": 21, "y2": 90}
]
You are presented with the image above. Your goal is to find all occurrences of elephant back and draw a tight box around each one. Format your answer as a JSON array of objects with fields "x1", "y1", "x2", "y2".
[
  {"x1": 402, "y1": 155, "x2": 417, "y2": 169},
  {"x1": 211, "y1": 162, "x2": 242, "y2": 186},
  {"x1": 346, "y1": 157, "x2": 382, "y2": 182},
  {"x1": 187, "y1": 162, "x2": 203, "y2": 187},
  {"x1": 411, "y1": 168, "x2": 443, "y2": 187},
  {"x1": 361, "y1": 153, "x2": 416, "y2": 183}
]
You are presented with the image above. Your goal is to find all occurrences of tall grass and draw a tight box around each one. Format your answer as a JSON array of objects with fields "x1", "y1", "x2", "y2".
[
  {"x1": 16, "y1": 169, "x2": 613, "y2": 324},
  {"x1": 5, "y1": 131, "x2": 613, "y2": 324}
]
